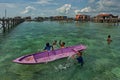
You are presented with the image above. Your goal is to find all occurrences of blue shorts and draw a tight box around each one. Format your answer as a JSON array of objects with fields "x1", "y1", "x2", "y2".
[{"x1": 77, "y1": 56, "x2": 83, "y2": 63}]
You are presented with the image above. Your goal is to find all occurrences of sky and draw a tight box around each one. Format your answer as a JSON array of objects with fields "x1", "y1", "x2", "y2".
[{"x1": 0, "y1": 0, "x2": 120, "y2": 18}]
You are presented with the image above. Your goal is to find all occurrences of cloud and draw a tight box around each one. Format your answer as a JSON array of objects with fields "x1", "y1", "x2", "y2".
[
  {"x1": 21, "y1": 6, "x2": 36, "y2": 14},
  {"x1": 36, "y1": 0, "x2": 51, "y2": 4},
  {"x1": 89, "y1": 0, "x2": 95, "y2": 3},
  {"x1": 56, "y1": 4, "x2": 71, "y2": 14},
  {"x1": 74, "y1": 10, "x2": 81, "y2": 14},
  {"x1": 35, "y1": 0, "x2": 57, "y2": 5},
  {"x1": 74, "y1": 7, "x2": 95, "y2": 14},
  {"x1": 75, "y1": 0, "x2": 120, "y2": 15},
  {"x1": 96, "y1": 0, "x2": 120, "y2": 9},
  {"x1": 97, "y1": 0, "x2": 115, "y2": 7},
  {"x1": 0, "y1": 3, "x2": 16, "y2": 8},
  {"x1": 96, "y1": 0, "x2": 120, "y2": 12},
  {"x1": 80, "y1": 7, "x2": 95, "y2": 13}
]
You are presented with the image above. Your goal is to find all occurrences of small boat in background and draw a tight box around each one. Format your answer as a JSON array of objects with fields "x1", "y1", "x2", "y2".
[{"x1": 13, "y1": 44, "x2": 86, "y2": 64}]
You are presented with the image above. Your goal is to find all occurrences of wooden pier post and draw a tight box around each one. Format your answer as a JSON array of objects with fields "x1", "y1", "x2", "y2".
[{"x1": 2, "y1": 18, "x2": 6, "y2": 33}]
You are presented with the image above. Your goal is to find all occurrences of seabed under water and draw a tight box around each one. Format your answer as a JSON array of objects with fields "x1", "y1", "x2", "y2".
[{"x1": 0, "y1": 21, "x2": 120, "y2": 80}]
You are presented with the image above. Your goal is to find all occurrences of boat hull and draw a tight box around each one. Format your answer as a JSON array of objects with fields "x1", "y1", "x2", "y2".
[{"x1": 13, "y1": 45, "x2": 86, "y2": 64}]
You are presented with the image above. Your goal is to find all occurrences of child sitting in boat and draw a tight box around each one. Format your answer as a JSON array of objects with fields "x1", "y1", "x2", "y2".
[
  {"x1": 59, "y1": 40, "x2": 65, "y2": 48},
  {"x1": 52, "y1": 40, "x2": 58, "y2": 50},
  {"x1": 44, "y1": 42, "x2": 53, "y2": 51},
  {"x1": 107, "y1": 35, "x2": 112, "y2": 45}
]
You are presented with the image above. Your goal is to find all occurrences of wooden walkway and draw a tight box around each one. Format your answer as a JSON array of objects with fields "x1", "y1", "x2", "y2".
[
  {"x1": 93, "y1": 18, "x2": 119, "y2": 26},
  {"x1": 0, "y1": 18, "x2": 24, "y2": 33}
]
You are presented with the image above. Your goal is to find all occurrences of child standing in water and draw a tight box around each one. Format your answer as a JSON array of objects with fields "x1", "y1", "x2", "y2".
[
  {"x1": 107, "y1": 35, "x2": 112, "y2": 45},
  {"x1": 76, "y1": 51, "x2": 84, "y2": 66},
  {"x1": 72, "y1": 50, "x2": 84, "y2": 66}
]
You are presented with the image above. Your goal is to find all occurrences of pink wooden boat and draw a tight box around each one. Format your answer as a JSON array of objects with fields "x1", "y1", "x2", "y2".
[{"x1": 13, "y1": 44, "x2": 86, "y2": 64}]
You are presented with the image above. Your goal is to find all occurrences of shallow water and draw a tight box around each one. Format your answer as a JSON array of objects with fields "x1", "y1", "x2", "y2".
[{"x1": 0, "y1": 21, "x2": 120, "y2": 80}]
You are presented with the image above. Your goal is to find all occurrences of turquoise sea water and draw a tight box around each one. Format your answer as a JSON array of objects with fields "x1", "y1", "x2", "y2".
[{"x1": 0, "y1": 21, "x2": 120, "y2": 80}]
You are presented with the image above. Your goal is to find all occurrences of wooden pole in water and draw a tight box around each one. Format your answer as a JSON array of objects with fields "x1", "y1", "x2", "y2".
[
  {"x1": 2, "y1": 18, "x2": 6, "y2": 32},
  {"x1": 7, "y1": 19, "x2": 10, "y2": 30}
]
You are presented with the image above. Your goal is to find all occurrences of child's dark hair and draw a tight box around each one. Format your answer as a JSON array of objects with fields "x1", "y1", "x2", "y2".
[
  {"x1": 108, "y1": 35, "x2": 111, "y2": 38},
  {"x1": 62, "y1": 42, "x2": 65, "y2": 45},
  {"x1": 78, "y1": 50, "x2": 82, "y2": 54},
  {"x1": 46, "y1": 43, "x2": 50, "y2": 46}
]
